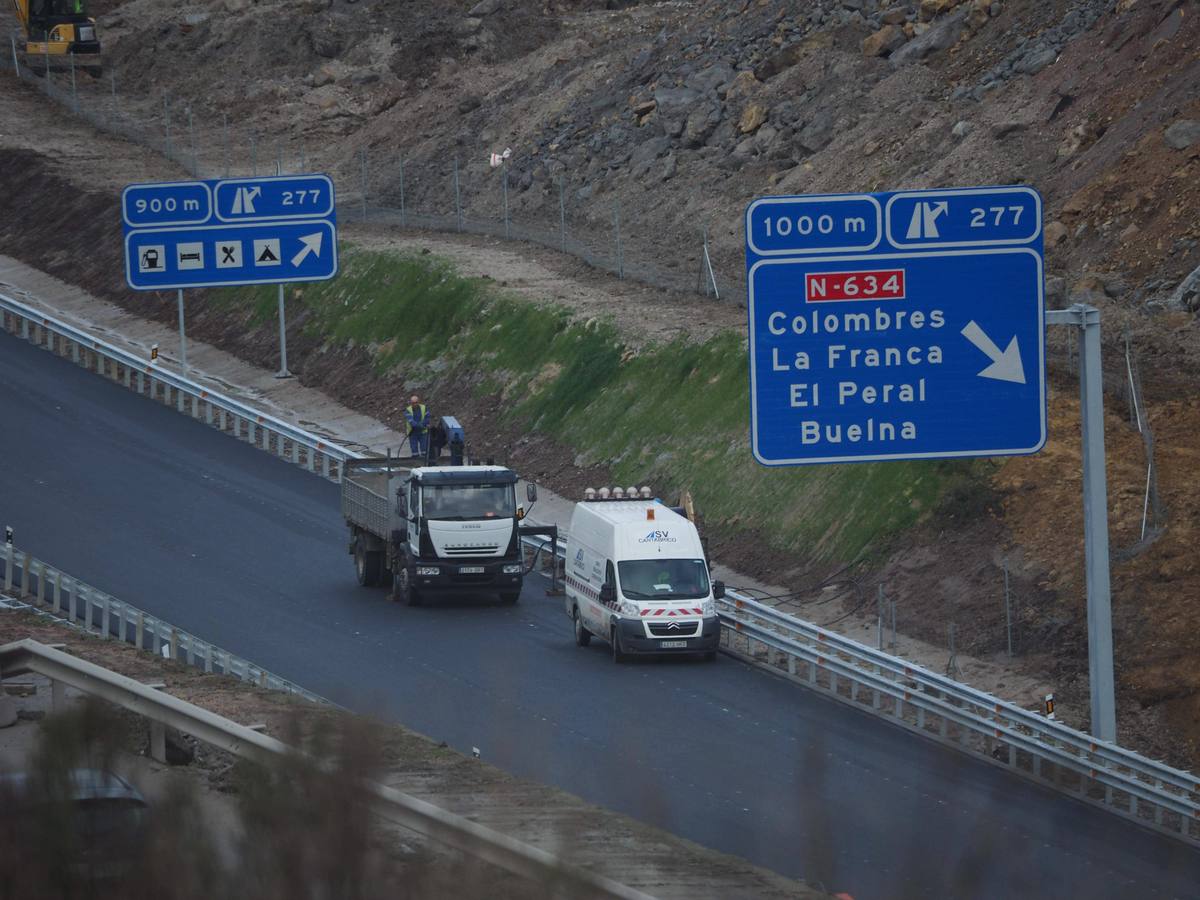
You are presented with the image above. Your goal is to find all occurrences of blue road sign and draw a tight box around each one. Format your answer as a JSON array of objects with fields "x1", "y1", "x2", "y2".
[
  {"x1": 745, "y1": 186, "x2": 1045, "y2": 466},
  {"x1": 121, "y1": 175, "x2": 337, "y2": 291}
]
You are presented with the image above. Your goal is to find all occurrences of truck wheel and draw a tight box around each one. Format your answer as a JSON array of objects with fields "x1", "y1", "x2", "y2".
[
  {"x1": 610, "y1": 625, "x2": 626, "y2": 664},
  {"x1": 500, "y1": 591, "x2": 520, "y2": 605},
  {"x1": 354, "y1": 537, "x2": 381, "y2": 587},
  {"x1": 573, "y1": 607, "x2": 591, "y2": 647},
  {"x1": 396, "y1": 568, "x2": 421, "y2": 607}
]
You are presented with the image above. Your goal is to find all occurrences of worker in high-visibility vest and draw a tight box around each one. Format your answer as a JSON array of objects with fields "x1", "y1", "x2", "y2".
[{"x1": 404, "y1": 395, "x2": 430, "y2": 459}]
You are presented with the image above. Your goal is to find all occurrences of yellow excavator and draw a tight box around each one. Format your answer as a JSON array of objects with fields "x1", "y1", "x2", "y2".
[{"x1": 11, "y1": 0, "x2": 102, "y2": 75}]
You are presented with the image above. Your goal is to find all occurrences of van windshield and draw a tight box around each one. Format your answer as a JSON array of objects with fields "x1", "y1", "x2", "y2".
[
  {"x1": 422, "y1": 484, "x2": 515, "y2": 521},
  {"x1": 618, "y1": 559, "x2": 710, "y2": 601}
]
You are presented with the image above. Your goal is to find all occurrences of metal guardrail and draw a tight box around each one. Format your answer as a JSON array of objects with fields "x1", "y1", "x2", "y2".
[
  {"x1": 0, "y1": 638, "x2": 653, "y2": 900},
  {"x1": 520, "y1": 532, "x2": 1200, "y2": 847},
  {"x1": 0, "y1": 291, "x2": 363, "y2": 481},
  {"x1": 0, "y1": 541, "x2": 325, "y2": 704}
]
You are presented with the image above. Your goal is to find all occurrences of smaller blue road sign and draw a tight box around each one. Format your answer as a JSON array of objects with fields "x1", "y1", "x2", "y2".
[
  {"x1": 121, "y1": 175, "x2": 337, "y2": 291},
  {"x1": 745, "y1": 186, "x2": 1045, "y2": 467}
]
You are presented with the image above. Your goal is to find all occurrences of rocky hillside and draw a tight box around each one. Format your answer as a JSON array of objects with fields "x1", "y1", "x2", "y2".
[{"x1": 95, "y1": 0, "x2": 1200, "y2": 321}]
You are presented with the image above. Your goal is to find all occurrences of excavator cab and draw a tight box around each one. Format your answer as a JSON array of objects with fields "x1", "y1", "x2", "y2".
[{"x1": 13, "y1": 0, "x2": 102, "y2": 74}]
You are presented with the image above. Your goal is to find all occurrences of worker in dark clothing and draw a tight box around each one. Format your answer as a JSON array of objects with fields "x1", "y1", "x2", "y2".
[
  {"x1": 425, "y1": 418, "x2": 449, "y2": 465},
  {"x1": 405, "y1": 394, "x2": 430, "y2": 459}
]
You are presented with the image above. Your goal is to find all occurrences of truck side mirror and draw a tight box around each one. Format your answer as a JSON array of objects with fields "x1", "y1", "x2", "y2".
[
  {"x1": 599, "y1": 583, "x2": 615, "y2": 604},
  {"x1": 526, "y1": 483, "x2": 538, "y2": 503},
  {"x1": 712, "y1": 580, "x2": 726, "y2": 600}
]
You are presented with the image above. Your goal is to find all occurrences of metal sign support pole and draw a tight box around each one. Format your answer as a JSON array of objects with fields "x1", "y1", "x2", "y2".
[
  {"x1": 222, "y1": 113, "x2": 230, "y2": 177},
  {"x1": 275, "y1": 284, "x2": 291, "y2": 379},
  {"x1": 176, "y1": 289, "x2": 189, "y2": 375},
  {"x1": 163, "y1": 92, "x2": 171, "y2": 158},
  {"x1": 10, "y1": 36, "x2": 18, "y2": 77},
  {"x1": 1047, "y1": 304, "x2": 1116, "y2": 742},
  {"x1": 188, "y1": 107, "x2": 197, "y2": 176}
]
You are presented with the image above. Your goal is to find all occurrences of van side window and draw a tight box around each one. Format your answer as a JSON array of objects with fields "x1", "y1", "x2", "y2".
[{"x1": 605, "y1": 560, "x2": 616, "y2": 588}]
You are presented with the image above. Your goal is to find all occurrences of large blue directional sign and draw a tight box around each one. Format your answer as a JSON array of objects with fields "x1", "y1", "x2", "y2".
[
  {"x1": 121, "y1": 174, "x2": 337, "y2": 290},
  {"x1": 745, "y1": 186, "x2": 1045, "y2": 466}
]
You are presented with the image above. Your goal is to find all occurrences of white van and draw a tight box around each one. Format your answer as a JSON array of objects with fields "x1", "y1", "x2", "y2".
[{"x1": 564, "y1": 493, "x2": 723, "y2": 662}]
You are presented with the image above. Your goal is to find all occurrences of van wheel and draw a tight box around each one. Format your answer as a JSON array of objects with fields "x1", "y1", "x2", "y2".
[
  {"x1": 396, "y1": 568, "x2": 421, "y2": 607},
  {"x1": 611, "y1": 626, "x2": 625, "y2": 663},
  {"x1": 500, "y1": 591, "x2": 520, "y2": 605},
  {"x1": 573, "y1": 607, "x2": 591, "y2": 647},
  {"x1": 354, "y1": 537, "x2": 381, "y2": 587}
]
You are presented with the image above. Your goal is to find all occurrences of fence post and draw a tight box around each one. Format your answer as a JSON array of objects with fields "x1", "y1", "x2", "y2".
[
  {"x1": 20, "y1": 551, "x2": 31, "y2": 598},
  {"x1": 398, "y1": 156, "x2": 406, "y2": 225},
  {"x1": 163, "y1": 91, "x2": 172, "y2": 158},
  {"x1": 614, "y1": 201, "x2": 624, "y2": 278},
  {"x1": 361, "y1": 147, "x2": 369, "y2": 221},
  {"x1": 502, "y1": 163, "x2": 510, "y2": 239},
  {"x1": 11, "y1": 35, "x2": 19, "y2": 77},
  {"x1": 188, "y1": 106, "x2": 198, "y2": 176},
  {"x1": 877, "y1": 584, "x2": 884, "y2": 650},
  {"x1": 703, "y1": 225, "x2": 720, "y2": 300},
  {"x1": 454, "y1": 156, "x2": 462, "y2": 232},
  {"x1": 1004, "y1": 560, "x2": 1013, "y2": 658},
  {"x1": 53, "y1": 570, "x2": 61, "y2": 613},
  {"x1": 559, "y1": 176, "x2": 566, "y2": 252}
]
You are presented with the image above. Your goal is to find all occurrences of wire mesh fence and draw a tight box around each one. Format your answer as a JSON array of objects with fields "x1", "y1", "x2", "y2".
[{"x1": 1, "y1": 39, "x2": 726, "y2": 302}]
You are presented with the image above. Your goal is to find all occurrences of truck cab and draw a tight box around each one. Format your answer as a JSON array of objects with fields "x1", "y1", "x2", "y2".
[
  {"x1": 564, "y1": 492, "x2": 723, "y2": 662},
  {"x1": 341, "y1": 458, "x2": 527, "y2": 607}
]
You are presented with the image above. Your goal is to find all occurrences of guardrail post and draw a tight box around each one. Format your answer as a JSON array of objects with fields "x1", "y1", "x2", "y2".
[
  {"x1": 3, "y1": 543, "x2": 12, "y2": 594},
  {"x1": 118, "y1": 603, "x2": 127, "y2": 643},
  {"x1": 71, "y1": 341, "x2": 79, "y2": 364},
  {"x1": 150, "y1": 720, "x2": 167, "y2": 763},
  {"x1": 35, "y1": 561, "x2": 45, "y2": 605},
  {"x1": 20, "y1": 551, "x2": 31, "y2": 597},
  {"x1": 322, "y1": 454, "x2": 331, "y2": 479},
  {"x1": 206, "y1": 402, "x2": 213, "y2": 425},
  {"x1": 84, "y1": 588, "x2": 93, "y2": 633},
  {"x1": 170, "y1": 628, "x2": 179, "y2": 661},
  {"x1": 203, "y1": 642, "x2": 212, "y2": 673},
  {"x1": 136, "y1": 612, "x2": 144, "y2": 650},
  {"x1": 100, "y1": 596, "x2": 110, "y2": 640},
  {"x1": 219, "y1": 409, "x2": 227, "y2": 432},
  {"x1": 52, "y1": 570, "x2": 61, "y2": 613}
]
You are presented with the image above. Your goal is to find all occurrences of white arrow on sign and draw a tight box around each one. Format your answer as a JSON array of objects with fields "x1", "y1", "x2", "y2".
[
  {"x1": 290, "y1": 232, "x2": 323, "y2": 267},
  {"x1": 961, "y1": 320, "x2": 1026, "y2": 384}
]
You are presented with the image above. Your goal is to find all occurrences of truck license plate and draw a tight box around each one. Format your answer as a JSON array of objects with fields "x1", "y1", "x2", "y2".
[
  {"x1": 459, "y1": 566, "x2": 485, "y2": 574},
  {"x1": 660, "y1": 640, "x2": 688, "y2": 649}
]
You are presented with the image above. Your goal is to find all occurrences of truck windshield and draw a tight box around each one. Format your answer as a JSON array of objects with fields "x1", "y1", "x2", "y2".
[
  {"x1": 618, "y1": 559, "x2": 710, "y2": 601},
  {"x1": 422, "y1": 484, "x2": 515, "y2": 520}
]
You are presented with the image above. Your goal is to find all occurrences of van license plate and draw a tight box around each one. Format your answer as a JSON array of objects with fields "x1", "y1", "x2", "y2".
[
  {"x1": 459, "y1": 566, "x2": 485, "y2": 574},
  {"x1": 660, "y1": 640, "x2": 688, "y2": 649}
]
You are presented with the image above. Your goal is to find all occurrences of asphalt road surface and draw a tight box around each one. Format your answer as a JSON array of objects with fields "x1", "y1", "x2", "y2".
[{"x1": 3, "y1": 329, "x2": 1199, "y2": 899}]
